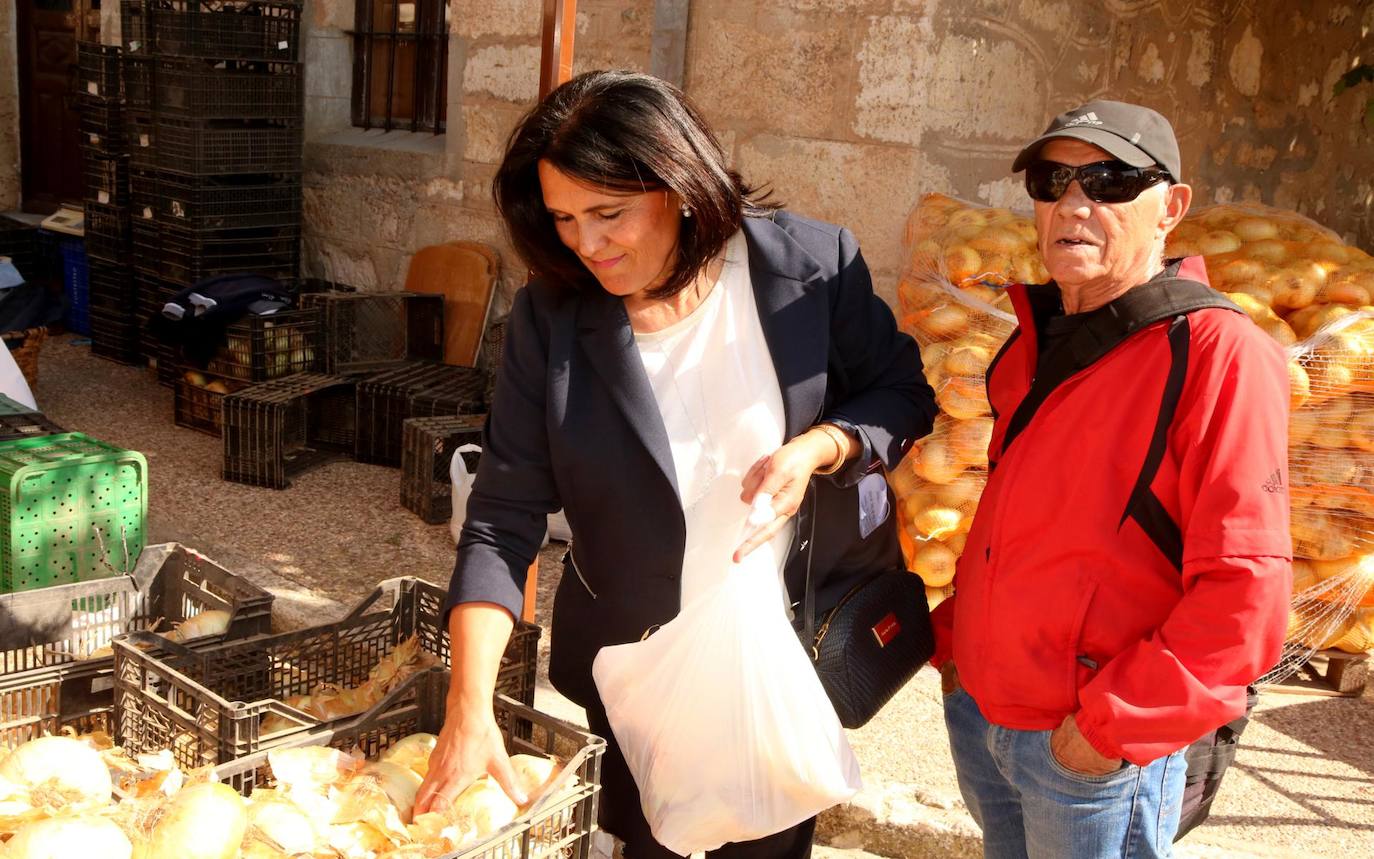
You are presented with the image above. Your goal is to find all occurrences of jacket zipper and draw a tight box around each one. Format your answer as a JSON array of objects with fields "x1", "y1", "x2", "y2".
[{"x1": 568, "y1": 549, "x2": 597, "y2": 599}]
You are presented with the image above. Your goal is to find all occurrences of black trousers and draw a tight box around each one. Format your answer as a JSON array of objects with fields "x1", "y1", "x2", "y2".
[{"x1": 587, "y1": 709, "x2": 816, "y2": 859}]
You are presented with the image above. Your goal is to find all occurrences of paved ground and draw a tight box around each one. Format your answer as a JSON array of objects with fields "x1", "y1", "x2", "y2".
[{"x1": 34, "y1": 336, "x2": 1374, "y2": 857}]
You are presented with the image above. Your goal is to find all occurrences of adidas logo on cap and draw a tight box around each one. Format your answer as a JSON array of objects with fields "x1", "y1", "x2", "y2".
[{"x1": 1064, "y1": 111, "x2": 1103, "y2": 127}]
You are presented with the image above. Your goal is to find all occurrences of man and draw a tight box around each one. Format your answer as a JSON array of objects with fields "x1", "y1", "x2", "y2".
[{"x1": 929, "y1": 100, "x2": 1292, "y2": 858}]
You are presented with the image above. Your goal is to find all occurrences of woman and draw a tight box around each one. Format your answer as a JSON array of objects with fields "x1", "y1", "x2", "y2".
[{"x1": 415, "y1": 70, "x2": 935, "y2": 858}]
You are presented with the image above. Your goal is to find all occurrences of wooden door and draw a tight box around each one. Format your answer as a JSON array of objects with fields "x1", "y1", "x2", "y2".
[{"x1": 16, "y1": 0, "x2": 94, "y2": 214}]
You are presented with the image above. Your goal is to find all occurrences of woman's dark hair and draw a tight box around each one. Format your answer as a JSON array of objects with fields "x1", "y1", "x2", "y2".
[{"x1": 494, "y1": 70, "x2": 777, "y2": 299}]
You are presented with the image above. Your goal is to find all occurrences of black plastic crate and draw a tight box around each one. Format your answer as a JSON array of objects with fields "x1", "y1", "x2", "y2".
[
  {"x1": 154, "y1": 57, "x2": 302, "y2": 121},
  {"x1": 148, "y1": 0, "x2": 302, "y2": 62},
  {"x1": 113, "y1": 578, "x2": 541, "y2": 770},
  {"x1": 197, "y1": 307, "x2": 318, "y2": 382},
  {"x1": 356, "y1": 363, "x2": 486, "y2": 467},
  {"x1": 400, "y1": 413, "x2": 484, "y2": 524},
  {"x1": 79, "y1": 100, "x2": 124, "y2": 152},
  {"x1": 300, "y1": 290, "x2": 444, "y2": 374},
  {"x1": 209, "y1": 674, "x2": 602, "y2": 858},
  {"x1": 221, "y1": 372, "x2": 355, "y2": 488},
  {"x1": 158, "y1": 223, "x2": 300, "y2": 287},
  {"x1": 125, "y1": 113, "x2": 157, "y2": 170},
  {"x1": 120, "y1": 0, "x2": 150, "y2": 53},
  {"x1": 0, "y1": 542, "x2": 273, "y2": 746},
  {"x1": 408, "y1": 366, "x2": 488, "y2": 418},
  {"x1": 89, "y1": 308, "x2": 144, "y2": 366},
  {"x1": 0, "y1": 409, "x2": 65, "y2": 442},
  {"x1": 122, "y1": 55, "x2": 154, "y2": 109},
  {"x1": 173, "y1": 373, "x2": 248, "y2": 436},
  {"x1": 77, "y1": 41, "x2": 122, "y2": 100},
  {"x1": 81, "y1": 150, "x2": 129, "y2": 207},
  {"x1": 156, "y1": 174, "x2": 301, "y2": 231},
  {"x1": 83, "y1": 201, "x2": 131, "y2": 264},
  {"x1": 153, "y1": 117, "x2": 302, "y2": 175},
  {"x1": 88, "y1": 261, "x2": 138, "y2": 314}
]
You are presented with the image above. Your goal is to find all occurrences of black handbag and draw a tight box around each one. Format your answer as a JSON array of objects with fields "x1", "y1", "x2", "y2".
[{"x1": 798, "y1": 486, "x2": 936, "y2": 729}]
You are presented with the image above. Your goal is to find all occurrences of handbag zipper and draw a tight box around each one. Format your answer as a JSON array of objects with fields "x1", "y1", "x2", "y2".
[{"x1": 809, "y1": 580, "x2": 866, "y2": 661}]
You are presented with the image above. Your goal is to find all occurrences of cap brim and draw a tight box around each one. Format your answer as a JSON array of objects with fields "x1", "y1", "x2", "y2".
[{"x1": 1012, "y1": 127, "x2": 1157, "y2": 172}]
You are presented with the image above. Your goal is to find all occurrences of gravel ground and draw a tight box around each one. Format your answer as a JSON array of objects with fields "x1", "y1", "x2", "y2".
[{"x1": 33, "y1": 335, "x2": 1374, "y2": 857}]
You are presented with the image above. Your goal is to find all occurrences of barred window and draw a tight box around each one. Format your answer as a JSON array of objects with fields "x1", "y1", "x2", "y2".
[{"x1": 350, "y1": 0, "x2": 448, "y2": 133}]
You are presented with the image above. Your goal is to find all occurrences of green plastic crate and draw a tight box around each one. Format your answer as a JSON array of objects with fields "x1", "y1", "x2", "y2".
[{"x1": 0, "y1": 433, "x2": 148, "y2": 593}]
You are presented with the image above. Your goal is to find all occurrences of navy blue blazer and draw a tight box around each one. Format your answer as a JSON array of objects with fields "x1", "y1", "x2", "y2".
[{"x1": 447, "y1": 211, "x2": 937, "y2": 708}]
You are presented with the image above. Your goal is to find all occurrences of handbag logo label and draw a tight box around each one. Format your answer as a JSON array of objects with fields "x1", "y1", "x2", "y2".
[{"x1": 872, "y1": 612, "x2": 901, "y2": 647}]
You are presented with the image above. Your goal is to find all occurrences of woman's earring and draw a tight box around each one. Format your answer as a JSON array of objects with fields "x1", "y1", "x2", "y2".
[{"x1": 680, "y1": 204, "x2": 692, "y2": 218}]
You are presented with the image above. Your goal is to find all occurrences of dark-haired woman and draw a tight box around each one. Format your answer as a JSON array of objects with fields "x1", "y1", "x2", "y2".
[{"x1": 414, "y1": 70, "x2": 936, "y2": 858}]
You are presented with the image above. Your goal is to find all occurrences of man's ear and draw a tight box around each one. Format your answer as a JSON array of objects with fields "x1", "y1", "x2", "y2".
[{"x1": 1160, "y1": 183, "x2": 1193, "y2": 235}]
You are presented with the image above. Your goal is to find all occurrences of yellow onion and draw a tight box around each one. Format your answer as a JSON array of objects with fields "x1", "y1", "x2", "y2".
[
  {"x1": 449, "y1": 776, "x2": 517, "y2": 837},
  {"x1": 912, "y1": 541, "x2": 958, "y2": 588},
  {"x1": 165, "y1": 610, "x2": 232, "y2": 643},
  {"x1": 508, "y1": 755, "x2": 558, "y2": 805},
  {"x1": 378, "y1": 734, "x2": 437, "y2": 779},
  {"x1": 1289, "y1": 361, "x2": 1311, "y2": 411},
  {"x1": 6, "y1": 815, "x2": 132, "y2": 859},
  {"x1": 911, "y1": 507, "x2": 963, "y2": 540},
  {"x1": 357, "y1": 761, "x2": 422, "y2": 823},
  {"x1": 911, "y1": 439, "x2": 964, "y2": 485},
  {"x1": 0, "y1": 736, "x2": 113, "y2": 815},
  {"x1": 244, "y1": 790, "x2": 319, "y2": 854},
  {"x1": 133, "y1": 782, "x2": 246, "y2": 859},
  {"x1": 936, "y1": 378, "x2": 991, "y2": 421}
]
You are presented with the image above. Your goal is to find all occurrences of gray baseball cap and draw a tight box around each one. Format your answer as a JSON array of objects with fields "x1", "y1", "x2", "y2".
[{"x1": 1012, "y1": 99, "x2": 1182, "y2": 182}]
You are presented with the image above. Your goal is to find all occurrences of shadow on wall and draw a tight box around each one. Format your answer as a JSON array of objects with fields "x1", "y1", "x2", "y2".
[{"x1": 1211, "y1": 692, "x2": 1374, "y2": 833}]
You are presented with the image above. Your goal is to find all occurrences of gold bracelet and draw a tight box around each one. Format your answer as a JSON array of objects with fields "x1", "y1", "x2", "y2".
[{"x1": 811, "y1": 423, "x2": 850, "y2": 476}]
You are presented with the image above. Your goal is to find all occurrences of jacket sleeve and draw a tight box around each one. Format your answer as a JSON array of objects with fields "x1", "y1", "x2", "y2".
[
  {"x1": 1075, "y1": 319, "x2": 1293, "y2": 764},
  {"x1": 822, "y1": 227, "x2": 937, "y2": 487},
  {"x1": 445, "y1": 287, "x2": 561, "y2": 621}
]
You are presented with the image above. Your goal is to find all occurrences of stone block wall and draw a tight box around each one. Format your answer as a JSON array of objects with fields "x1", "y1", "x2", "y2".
[
  {"x1": 298, "y1": 0, "x2": 1374, "y2": 314},
  {"x1": 1, "y1": 3, "x2": 20, "y2": 211}
]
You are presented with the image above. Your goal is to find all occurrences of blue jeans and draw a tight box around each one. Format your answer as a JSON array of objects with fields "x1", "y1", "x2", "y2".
[{"x1": 943, "y1": 687, "x2": 1186, "y2": 859}]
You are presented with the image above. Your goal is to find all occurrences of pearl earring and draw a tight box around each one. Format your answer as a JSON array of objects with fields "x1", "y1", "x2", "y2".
[{"x1": 680, "y1": 204, "x2": 692, "y2": 218}]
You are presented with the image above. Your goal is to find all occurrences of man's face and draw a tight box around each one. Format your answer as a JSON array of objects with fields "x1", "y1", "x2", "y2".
[{"x1": 1032, "y1": 138, "x2": 1174, "y2": 293}]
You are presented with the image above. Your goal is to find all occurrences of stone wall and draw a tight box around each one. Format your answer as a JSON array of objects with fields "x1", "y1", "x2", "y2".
[
  {"x1": 299, "y1": 0, "x2": 1374, "y2": 312},
  {"x1": 1, "y1": 2, "x2": 20, "y2": 211},
  {"x1": 301, "y1": 0, "x2": 653, "y2": 309}
]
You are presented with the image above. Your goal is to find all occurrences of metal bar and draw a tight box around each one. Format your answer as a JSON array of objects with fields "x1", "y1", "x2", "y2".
[
  {"x1": 650, "y1": 0, "x2": 689, "y2": 87},
  {"x1": 410, "y1": 0, "x2": 423, "y2": 133},
  {"x1": 430, "y1": 0, "x2": 444, "y2": 134},
  {"x1": 538, "y1": 0, "x2": 577, "y2": 100},
  {"x1": 384, "y1": 0, "x2": 400, "y2": 131},
  {"x1": 355, "y1": 0, "x2": 373, "y2": 129}
]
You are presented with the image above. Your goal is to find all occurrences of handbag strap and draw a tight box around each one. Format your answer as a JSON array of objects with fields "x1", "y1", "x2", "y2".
[{"x1": 801, "y1": 480, "x2": 819, "y2": 647}]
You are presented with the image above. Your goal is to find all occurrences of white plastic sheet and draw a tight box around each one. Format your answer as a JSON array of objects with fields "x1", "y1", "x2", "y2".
[{"x1": 591, "y1": 509, "x2": 861, "y2": 854}]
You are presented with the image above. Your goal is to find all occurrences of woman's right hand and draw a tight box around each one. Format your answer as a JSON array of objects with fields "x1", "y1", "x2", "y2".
[
  {"x1": 414, "y1": 701, "x2": 528, "y2": 816},
  {"x1": 414, "y1": 602, "x2": 524, "y2": 816}
]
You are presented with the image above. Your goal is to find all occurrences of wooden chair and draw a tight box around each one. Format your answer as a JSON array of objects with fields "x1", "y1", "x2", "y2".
[{"x1": 403, "y1": 241, "x2": 500, "y2": 367}]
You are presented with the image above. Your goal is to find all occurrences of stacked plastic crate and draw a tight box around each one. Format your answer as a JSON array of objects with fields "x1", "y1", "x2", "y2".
[
  {"x1": 118, "y1": 0, "x2": 304, "y2": 363},
  {"x1": 77, "y1": 43, "x2": 142, "y2": 363}
]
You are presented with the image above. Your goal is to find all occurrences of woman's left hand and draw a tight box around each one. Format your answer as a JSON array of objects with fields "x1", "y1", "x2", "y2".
[{"x1": 734, "y1": 430, "x2": 840, "y2": 562}]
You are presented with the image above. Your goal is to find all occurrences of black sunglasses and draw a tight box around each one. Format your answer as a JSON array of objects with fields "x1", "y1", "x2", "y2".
[{"x1": 1025, "y1": 160, "x2": 1172, "y2": 204}]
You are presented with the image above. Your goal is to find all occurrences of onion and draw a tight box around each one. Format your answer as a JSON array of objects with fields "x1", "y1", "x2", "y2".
[
  {"x1": 6, "y1": 815, "x2": 132, "y2": 859},
  {"x1": 449, "y1": 776, "x2": 517, "y2": 836},
  {"x1": 165, "y1": 610, "x2": 231, "y2": 643},
  {"x1": 267, "y1": 747, "x2": 361, "y2": 794},
  {"x1": 133, "y1": 782, "x2": 245, "y2": 859},
  {"x1": 379, "y1": 733, "x2": 437, "y2": 778},
  {"x1": 0, "y1": 736, "x2": 112, "y2": 815},
  {"x1": 508, "y1": 754, "x2": 558, "y2": 804},
  {"x1": 357, "y1": 761, "x2": 422, "y2": 823},
  {"x1": 245, "y1": 790, "x2": 319, "y2": 854}
]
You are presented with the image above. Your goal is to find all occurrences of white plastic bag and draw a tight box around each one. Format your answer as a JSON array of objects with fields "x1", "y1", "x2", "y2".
[
  {"x1": 590, "y1": 507, "x2": 861, "y2": 854},
  {"x1": 447, "y1": 445, "x2": 560, "y2": 547},
  {"x1": 447, "y1": 444, "x2": 485, "y2": 544}
]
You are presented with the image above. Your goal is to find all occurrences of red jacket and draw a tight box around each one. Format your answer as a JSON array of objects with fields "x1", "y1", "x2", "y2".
[{"x1": 930, "y1": 258, "x2": 1292, "y2": 765}]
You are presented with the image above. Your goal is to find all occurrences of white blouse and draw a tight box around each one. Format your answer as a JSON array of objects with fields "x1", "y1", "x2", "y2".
[{"x1": 634, "y1": 230, "x2": 795, "y2": 611}]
